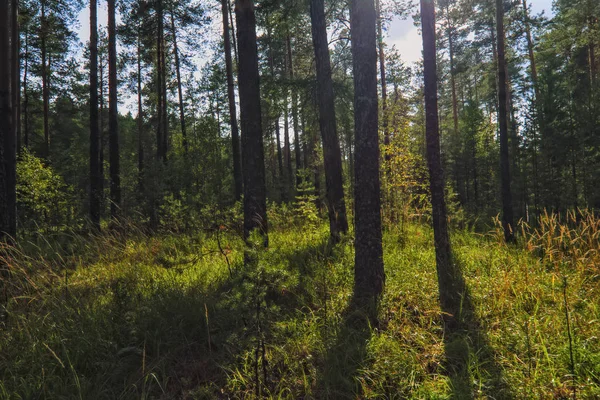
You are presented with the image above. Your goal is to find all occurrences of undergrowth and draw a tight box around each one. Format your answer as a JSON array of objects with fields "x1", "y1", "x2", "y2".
[{"x1": 0, "y1": 212, "x2": 599, "y2": 399}]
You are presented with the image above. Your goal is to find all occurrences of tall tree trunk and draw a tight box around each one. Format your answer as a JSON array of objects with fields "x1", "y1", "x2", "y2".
[
  {"x1": 137, "y1": 23, "x2": 144, "y2": 177},
  {"x1": 350, "y1": 0, "x2": 384, "y2": 300},
  {"x1": 108, "y1": 0, "x2": 121, "y2": 217},
  {"x1": 496, "y1": 0, "x2": 515, "y2": 242},
  {"x1": 160, "y1": 8, "x2": 168, "y2": 162},
  {"x1": 6, "y1": 0, "x2": 17, "y2": 236},
  {"x1": 222, "y1": 0, "x2": 242, "y2": 201},
  {"x1": 266, "y1": 30, "x2": 284, "y2": 198},
  {"x1": 376, "y1": 0, "x2": 389, "y2": 158},
  {"x1": 170, "y1": 8, "x2": 187, "y2": 154},
  {"x1": 0, "y1": 0, "x2": 11, "y2": 240},
  {"x1": 283, "y1": 101, "x2": 292, "y2": 200},
  {"x1": 41, "y1": 0, "x2": 50, "y2": 158},
  {"x1": 90, "y1": 0, "x2": 101, "y2": 229},
  {"x1": 446, "y1": 5, "x2": 459, "y2": 139},
  {"x1": 156, "y1": 0, "x2": 165, "y2": 161},
  {"x1": 275, "y1": 118, "x2": 283, "y2": 185},
  {"x1": 310, "y1": 0, "x2": 349, "y2": 242},
  {"x1": 22, "y1": 26, "x2": 28, "y2": 148},
  {"x1": 12, "y1": 0, "x2": 19, "y2": 153},
  {"x1": 286, "y1": 35, "x2": 302, "y2": 186},
  {"x1": 228, "y1": 0, "x2": 238, "y2": 65},
  {"x1": 1, "y1": 0, "x2": 16, "y2": 239},
  {"x1": 99, "y1": 52, "x2": 105, "y2": 209},
  {"x1": 421, "y1": 0, "x2": 459, "y2": 320},
  {"x1": 235, "y1": 0, "x2": 268, "y2": 246},
  {"x1": 522, "y1": 0, "x2": 540, "y2": 213}
]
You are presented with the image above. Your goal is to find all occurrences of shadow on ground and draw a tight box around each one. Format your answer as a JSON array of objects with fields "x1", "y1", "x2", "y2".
[
  {"x1": 49, "y1": 230, "x2": 340, "y2": 399},
  {"x1": 314, "y1": 293, "x2": 378, "y2": 399},
  {"x1": 442, "y1": 256, "x2": 514, "y2": 399}
]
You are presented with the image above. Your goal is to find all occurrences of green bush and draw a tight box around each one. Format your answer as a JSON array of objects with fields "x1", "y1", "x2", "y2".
[{"x1": 16, "y1": 150, "x2": 76, "y2": 232}]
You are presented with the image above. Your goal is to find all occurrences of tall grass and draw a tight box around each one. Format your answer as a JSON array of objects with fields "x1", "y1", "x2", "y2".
[{"x1": 0, "y1": 212, "x2": 599, "y2": 398}]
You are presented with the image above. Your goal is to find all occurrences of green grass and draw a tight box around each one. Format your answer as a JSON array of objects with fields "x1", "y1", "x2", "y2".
[{"x1": 1, "y1": 220, "x2": 599, "y2": 399}]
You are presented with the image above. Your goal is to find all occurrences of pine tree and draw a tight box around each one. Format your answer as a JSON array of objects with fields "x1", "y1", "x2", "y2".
[
  {"x1": 310, "y1": 0, "x2": 349, "y2": 242},
  {"x1": 351, "y1": 0, "x2": 384, "y2": 301}
]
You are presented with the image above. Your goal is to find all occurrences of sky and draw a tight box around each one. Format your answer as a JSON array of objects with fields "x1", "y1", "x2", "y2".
[
  {"x1": 388, "y1": 0, "x2": 554, "y2": 64},
  {"x1": 76, "y1": 0, "x2": 554, "y2": 114},
  {"x1": 79, "y1": 0, "x2": 554, "y2": 65}
]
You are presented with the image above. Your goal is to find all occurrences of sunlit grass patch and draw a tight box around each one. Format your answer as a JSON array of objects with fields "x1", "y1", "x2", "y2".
[{"x1": 1, "y1": 217, "x2": 599, "y2": 398}]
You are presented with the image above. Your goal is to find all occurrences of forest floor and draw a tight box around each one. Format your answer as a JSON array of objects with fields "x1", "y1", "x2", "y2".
[{"x1": 1, "y1": 218, "x2": 599, "y2": 399}]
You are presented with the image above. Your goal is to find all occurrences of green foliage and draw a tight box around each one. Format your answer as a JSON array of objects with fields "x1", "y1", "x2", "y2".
[
  {"x1": 293, "y1": 170, "x2": 320, "y2": 227},
  {"x1": 2, "y1": 216, "x2": 600, "y2": 398},
  {"x1": 16, "y1": 150, "x2": 77, "y2": 232}
]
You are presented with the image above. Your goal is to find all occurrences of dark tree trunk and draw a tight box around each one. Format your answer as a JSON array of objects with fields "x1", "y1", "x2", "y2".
[
  {"x1": 310, "y1": 0, "x2": 349, "y2": 242},
  {"x1": 12, "y1": 0, "x2": 19, "y2": 153},
  {"x1": 40, "y1": 0, "x2": 50, "y2": 158},
  {"x1": 22, "y1": 26, "x2": 28, "y2": 148},
  {"x1": 108, "y1": 0, "x2": 121, "y2": 218},
  {"x1": 446, "y1": 5, "x2": 459, "y2": 139},
  {"x1": 421, "y1": 0, "x2": 459, "y2": 319},
  {"x1": 222, "y1": 0, "x2": 242, "y2": 201},
  {"x1": 137, "y1": 23, "x2": 144, "y2": 177},
  {"x1": 376, "y1": 0, "x2": 389, "y2": 158},
  {"x1": 0, "y1": 0, "x2": 15, "y2": 239},
  {"x1": 286, "y1": 35, "x2": 302, "y2": 186},
  {"x1": 283, "y1": 102, "x2": 292, "y2": 200},
  {"x1": 266, "y1": 31, "x2": 284, "y2": 197},
  {"x1": 156, "y1": 0, "x2": 166, "y2": 161},
  {"x1": 496, "y1": 0, "x2": 515, "y2": 243},
  {"x1": 160, "y1": 10, "x2": 168, "y2": 161},
  {"x1": 228, "y1": 0, "x2": 238, "y2": 65},
  {"x1": 170, "y1": 8, "x2": 187, "y2": 154},
  {"x1": 350, "y1": 0, "x2": 384, "y2": 299},
  {"x1": 275, "y1": 118, "x2": 283, "y2": 184},
  {"x1": 522, "y1": 0, "x2": 539, "y2": 212},
  {"x1": 235, "y1": 0, "x2": 268, "y2": 245},
  {"x1": 99, "y1": 53, "x2": 105, "y2": 209},
  {"x1": 90, "y1": 0, "x2": 101, "y2": 230},
  {"x1": 6, "y1": 0, "x2": 16, "y2": 236}
]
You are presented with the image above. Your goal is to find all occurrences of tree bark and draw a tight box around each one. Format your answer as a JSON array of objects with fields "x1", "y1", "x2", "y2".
[
  {"x1": 170, "y1": 8, "x2": 187, "y2": 154},
  {"x1": 41, "y1": 0, "x2": 50, "y2": 158},
  {"x1": 90, "y1": 0, "x2": 101, "y2": 229},
  {"x1": 137, "y1": 23, "x2": 144, "y2": 177},
  {"x1": 310, "y1": 0, "x2": 349, "y2": 242},
  {"x1": 99, "y1": 49, "x2": 105, "y2": 208},
  {"x1": 350, "y1": 0, "x2": 384, "y2": 300},
  {"x1": 160, "y1": 6, "x2": 168, "y2": 161},
  {"x1": 108, "y1": 0, "x2": 121, "y2": 218},
  {"x1": 156, "y1": 0, "x2": 165, "y2": 161},
  {"x1": 376, "y1": 0, "x2": 389, "y2": 159},
  {"x1": 222, "y1": 0, "x2": 242, "y2": 201},
  {"x1": 12, "y1": 0, "x2": 19, "y2": 153},
  {"x1": 6, "y1": 0, "x2": 17, "y2": 236},
  {"x1": 446, "y1": 4, "x2": 459, "y2": 140},
  {"x1": 22, "y1": 26, "x2": 28, "y2": 148},
  {"x1": 496, "y1": 0, "x2": 515, "y2": 242},
  {"x1": 283, "y1": 100, "x2": 292, "y2": 200},
  {"x1": 421, "y1": 0, "x2": 459, "y2": 319},
  {"x1": 522, "y1": 0, "x2": 540, "y2": 213},
  {"x1": 0, "y1": 0, "x2": 14, "y2": 239},
  {"x1": 235, "y1": 0, "x2": 268, "y2": 246},
  {"x1": 286, "y1": 35, "x2": 302, "y2": 186}
]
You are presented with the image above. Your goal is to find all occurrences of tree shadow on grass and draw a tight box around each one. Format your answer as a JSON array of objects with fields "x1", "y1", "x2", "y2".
[
  {"x1": 442, "y1": 258, "x2": 514, "y2": 399},
  {"x1": 314, "y1": 294, "x2": 378, "y2": 399},
  {"x1": 25, "y1": 230, "x2": 344, "y2": 399}
]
